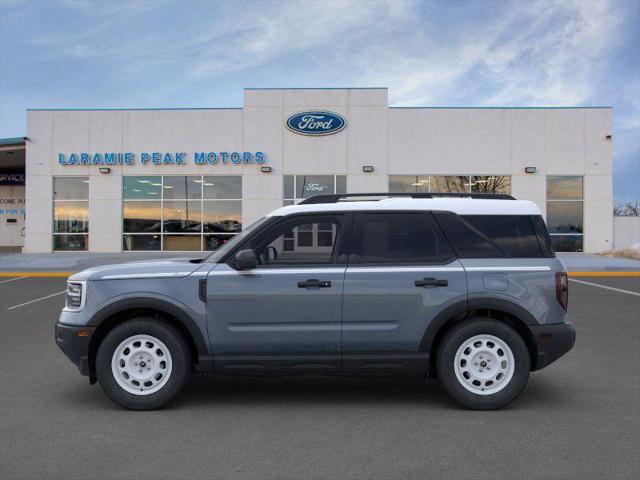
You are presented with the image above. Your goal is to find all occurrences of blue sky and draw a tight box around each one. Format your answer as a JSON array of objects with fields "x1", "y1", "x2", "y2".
[{"x1": 0, "y1": 0, "x2": 638, "y2": 202}]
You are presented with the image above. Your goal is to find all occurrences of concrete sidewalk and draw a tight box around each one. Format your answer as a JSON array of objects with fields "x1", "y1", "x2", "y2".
[{"x1": 0, "y1": 250, "x2": 638, "y2": 274}]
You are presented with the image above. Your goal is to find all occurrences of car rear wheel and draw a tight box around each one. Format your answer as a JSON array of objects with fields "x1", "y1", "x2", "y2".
[
  {"x1": 436, "y1": 318, "x2": 530, "y2": 410},
  {"x1": 96, "y1": 318, "x2": 190, "y2": 410}
]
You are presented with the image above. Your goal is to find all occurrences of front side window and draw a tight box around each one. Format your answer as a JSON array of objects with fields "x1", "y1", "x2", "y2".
[
  {"x1": 546, "y1": 176, "x2": 583, "y2": 252},
  {"x1": 122, "y1": 175, "x2": 242, "y2": 251},
  {"x1": 248, "y1": 215, "x2": 344, "y2": 266},
  {"x1": 283, "y1": 175, "x2": 346, "y2": 205},
  {"x1": 354, "y1": 213, "x2": 454, "y2": 264},
  {"x1": 53, "y1": 177, "x2": 89, "y2": 251}
]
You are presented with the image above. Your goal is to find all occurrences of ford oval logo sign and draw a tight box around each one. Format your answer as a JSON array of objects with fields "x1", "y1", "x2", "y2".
[{"x1": 286, "y1": 111, "x2": 346, "y2": 136}]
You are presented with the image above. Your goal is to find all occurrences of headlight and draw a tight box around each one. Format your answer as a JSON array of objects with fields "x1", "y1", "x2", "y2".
[{"x1": 64, "y1": 281, "x2": 86, "y2": 311}]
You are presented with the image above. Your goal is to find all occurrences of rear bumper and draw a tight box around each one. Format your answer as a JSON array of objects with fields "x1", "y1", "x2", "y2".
[
  {"x1": 530, "y1": 321, "x2": 576, "y2": 371},
  {"x1": 55, "y1": 322, "x2": 96, "y2": 376}
]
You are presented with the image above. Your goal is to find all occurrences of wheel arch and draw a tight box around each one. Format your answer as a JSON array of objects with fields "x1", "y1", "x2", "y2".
[
  {"x1": 87, "y1": 298, "x2": 208, "y2": 383},
  {"x1": 422, "y1": 298, "x2": 539, "y2": 372}
]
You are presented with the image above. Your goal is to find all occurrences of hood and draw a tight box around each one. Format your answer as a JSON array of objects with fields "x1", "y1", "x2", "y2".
[{"x1": 68, "y1": 258, "x2": 203, "y2": 281}]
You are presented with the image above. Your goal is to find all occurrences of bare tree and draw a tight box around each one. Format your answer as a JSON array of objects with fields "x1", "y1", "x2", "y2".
[{"x1": 613, "y1": 201, "x2": 639, "y2": 216}]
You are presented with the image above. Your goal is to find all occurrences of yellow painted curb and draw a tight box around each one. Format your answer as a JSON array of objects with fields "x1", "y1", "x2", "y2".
[
  {"x1": 0, "y1": 272, "x2": 73, "y2": 277},
  {"x1": 568, "y1": 271, "x2": 640, "y2": 277}
]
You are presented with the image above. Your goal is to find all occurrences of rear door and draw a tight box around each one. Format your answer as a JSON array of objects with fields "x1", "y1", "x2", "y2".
[{"x1": 341, "y1": 212, "x2": 467, "y2": 373}]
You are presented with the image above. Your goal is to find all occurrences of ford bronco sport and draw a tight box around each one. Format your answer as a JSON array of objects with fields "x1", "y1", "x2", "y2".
[{"x1": 56, "y1": 192, "x2": 575, "y2": 410}]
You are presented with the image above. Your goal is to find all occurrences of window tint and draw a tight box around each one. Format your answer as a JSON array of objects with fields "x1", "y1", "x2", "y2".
[
  {"x1": 530, "y1": 215, "x2": 555, "y2": 257},
  {"x1": 249, "y1": 215, "x2": 343, "y2": 266},
  {"x1": 356, "y1": 213, "x2": 454, "y2": 264},
  {"x1": 462, "y1": 215, "x2": 542, "y2": 258},
  {"x1": 433, "y1": 212, "x2": 502, "y2": 258}
]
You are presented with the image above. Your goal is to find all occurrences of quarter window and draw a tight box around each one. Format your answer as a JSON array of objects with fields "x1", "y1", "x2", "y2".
[
  {"x1": 462, "y1": 215, "x2": 542, "y2": 258},
  {"x1": 355, "y1": 213, "x2": 454, "y2": 264},
  {"x1": 53, "y1": 177, "x2": 89, "y2": 251}
]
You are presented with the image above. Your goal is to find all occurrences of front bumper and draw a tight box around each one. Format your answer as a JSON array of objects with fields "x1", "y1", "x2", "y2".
[
  {"x1": 55, "y1": 322, "x2": 96, "y2": 377},
  {"x1": 530, "y1": 321, "x2": 576, "y2": 371}
]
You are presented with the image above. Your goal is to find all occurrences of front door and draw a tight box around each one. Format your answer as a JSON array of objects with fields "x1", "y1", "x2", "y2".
[
  {"x1": 341, "y1": 212, "x2": 467, "y2": 373},
  {"x1": 206, "y1": 213, "x2": 351, "y2": 374}
]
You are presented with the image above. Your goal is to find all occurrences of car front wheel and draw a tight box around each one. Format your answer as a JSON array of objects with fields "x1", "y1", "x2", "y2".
[
  {"x1": 436, "y1": 318, "x2": 530, "y2": 410},
  {"x1": 96, "y1": 318, "x2": 190, "y2": 410}
]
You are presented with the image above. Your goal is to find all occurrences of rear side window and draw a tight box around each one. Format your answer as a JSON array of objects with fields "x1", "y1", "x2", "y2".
[
  {"x1": 462, "y1": 215, "x2": 543, "y2": 258},
  {"x1": 433, "y1": 212, "x2": 503, "y2": 258},
  {"x1": 354, "y1": 213, "x2": 455, "y2": 264}
]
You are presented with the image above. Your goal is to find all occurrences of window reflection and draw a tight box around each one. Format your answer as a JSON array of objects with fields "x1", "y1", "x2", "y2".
[
  {"x1": 430, "y1": 176, "x2": 470, "y2": 193},
  {"x1": 54, "y1": 202, "x2": 88, "y2": 233},
  {"x1": 121, "y1": 175, "x2": 242, "y2": 251},
  {"x1": 471, "y1": 176, "x2": 511, "y2": 194},
  {"x1": 54, "y1": 177, "x2": 89, "y2": 200},
  {"x1": 283, "y1": 175, "x2": 346, "y2": 202},
  {"x1": 162, "y1": 176, "x2": 202, "y2": 199},
  {"x1": 123, "y1": 201, "x2": 161, "y2": 232},
  {"x1": 123, "y1": 176, "x2": 161, "y2": 199},
  {"x1": 547, "y1": 176, "x2": 583, "y2": 200},
  {"x1": 546, "y1": 176, "x2": 584, "y2": 252},
  {"x1": 123, "y1": 234, "x2": 160, "y2": 251},
  {"x1": 53, "y1": 177, "x2": 89, "y2": 251},
  {"x1": 162, "y1": 201, "x2": 202, "y2": 233},
  {"x1": 546, "y1": 202, "x2": 583, "y2": 234},
  {"x1": 389, "y1": 175, "x2": 429, "y2": 193}
]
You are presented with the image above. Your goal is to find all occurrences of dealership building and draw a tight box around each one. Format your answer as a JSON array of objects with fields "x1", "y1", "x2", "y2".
[{"x1": 0, "y1": 88, "x2": 615, "y2": 253}]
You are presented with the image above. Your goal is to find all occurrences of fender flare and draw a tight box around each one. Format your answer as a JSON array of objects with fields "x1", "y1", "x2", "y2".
[
  {"x1": 87, "y1": 296, "x2": 209, "y2": 357},
  {"x1": 419, "y1": 296, "x2": 538, "y2": 353}
]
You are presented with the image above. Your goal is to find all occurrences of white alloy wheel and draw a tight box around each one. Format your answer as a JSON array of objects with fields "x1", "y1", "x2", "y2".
[
  {"x1": 111, "y1": 334, "x2": 173, "y2": 395},
  {"x1": 453, "y1": 334, "x2": 515, "y2": 395}
]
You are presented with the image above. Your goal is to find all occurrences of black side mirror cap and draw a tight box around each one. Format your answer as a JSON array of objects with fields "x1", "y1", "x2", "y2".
[{"x1": 234, "y1": 249, "x2": 257, "y2": 270}]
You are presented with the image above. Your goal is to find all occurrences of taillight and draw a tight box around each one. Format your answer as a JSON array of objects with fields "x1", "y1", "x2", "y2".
[{"x1": 555, "y1": 272, "x2": 568, "y2": 311}]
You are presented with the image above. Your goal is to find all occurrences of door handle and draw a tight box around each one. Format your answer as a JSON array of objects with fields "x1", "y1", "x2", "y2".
[
  {"x1": 415, "y1": 277, "x2": 448, "y2": 287},
  {"x1": 297, "y1": 279, "x2": 332, "y2": 288}
]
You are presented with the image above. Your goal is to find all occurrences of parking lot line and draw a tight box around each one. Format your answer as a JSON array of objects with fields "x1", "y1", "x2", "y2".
[
  {"x1": 568, "y1": 271, "x2": 640, "y2": 277},
  {"x1": 569, "y1": 278, "x2": 640, "y2": 297},
  {"x1": 6, "y1": 290, "x2": 66, "y2": 310},
  {"x1": 0, "y1": 272, "x2": 72, "y2": 277},
  {"x1": 0, "y1": 276, "x2": 26, "y2": 284}
]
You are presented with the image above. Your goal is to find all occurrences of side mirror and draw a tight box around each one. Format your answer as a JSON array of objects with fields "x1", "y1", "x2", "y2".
[{"x1": 234, "y1": 249, "x2": 257, "y2": 270}]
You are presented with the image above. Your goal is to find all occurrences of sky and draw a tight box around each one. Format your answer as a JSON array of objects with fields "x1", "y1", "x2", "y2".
[{"x1": 0, "y1": 0, "x2": 638, "y2": 202}]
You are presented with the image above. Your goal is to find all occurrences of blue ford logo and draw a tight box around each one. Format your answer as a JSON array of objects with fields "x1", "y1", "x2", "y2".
[{"x1": 286, "y1": 111, "x2": 346, "y2": 136}]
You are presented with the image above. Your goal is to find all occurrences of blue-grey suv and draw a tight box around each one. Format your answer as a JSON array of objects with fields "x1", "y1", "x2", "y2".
[{"x1": 55, "y1": 193, "x2": 575, "y2": 410}]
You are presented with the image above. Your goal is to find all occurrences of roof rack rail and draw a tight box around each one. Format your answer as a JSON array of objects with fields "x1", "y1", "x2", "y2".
[{"x1": 298, "y1": 192, "x2": 516, "y2": 204}]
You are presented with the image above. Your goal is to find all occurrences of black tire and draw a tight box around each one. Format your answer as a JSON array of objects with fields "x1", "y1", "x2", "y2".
[
  {"x1": 436, "y1": 318, "x2": 530, "y2": 410},
  {"x1": 96, "y1": 317, "x2": 190, "y2": 410}
]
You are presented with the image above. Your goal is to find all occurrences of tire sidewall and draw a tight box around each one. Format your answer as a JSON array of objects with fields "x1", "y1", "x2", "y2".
[
  {"x1": 437, "y1": 319, "x2": 530, "y2": 410},
  {"x1": 96, "y1": 318, "x2": 189, "y2": 410}
]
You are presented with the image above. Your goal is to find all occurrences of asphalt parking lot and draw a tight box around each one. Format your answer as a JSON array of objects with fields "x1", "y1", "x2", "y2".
[{"x1": 1, "y1": 276, "x2": 639, "y2": 480}]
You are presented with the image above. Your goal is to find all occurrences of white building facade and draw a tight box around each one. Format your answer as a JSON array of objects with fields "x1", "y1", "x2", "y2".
[{"x1": 22, "y1": 88, "x2": 613, "y2": 253}]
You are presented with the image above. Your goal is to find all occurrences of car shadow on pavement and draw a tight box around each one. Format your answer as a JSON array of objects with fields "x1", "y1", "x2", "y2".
[{"x1": 57, "y1": 372, "x2": 571, "y2": 412}]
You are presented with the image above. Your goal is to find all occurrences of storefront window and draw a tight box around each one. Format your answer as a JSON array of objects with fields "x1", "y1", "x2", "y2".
[
  {"x1": 389, "y1": 175, "x2": 512, "y2": 194},
  {"x1": 122, "y1": 176, "x2": 242, "y2": 251},
  {"x1": 53, "y1": 177, "x2": 88, "y2": 251},
  {"x1": 283, "y1": 175, "x2": 347, "y2": 204},
  {"x1": 546, "y1": 176, "x2": 583, "y2": 251}
]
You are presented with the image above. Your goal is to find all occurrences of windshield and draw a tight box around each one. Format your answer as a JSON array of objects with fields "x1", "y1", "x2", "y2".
[{"x1": 205, "y1": 216, "x2": 275, "y2": 263}]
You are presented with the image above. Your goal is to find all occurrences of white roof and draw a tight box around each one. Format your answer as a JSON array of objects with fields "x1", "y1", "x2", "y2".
[{"x1": 270, "y1": 197, "x2": 542, "y2": 217}]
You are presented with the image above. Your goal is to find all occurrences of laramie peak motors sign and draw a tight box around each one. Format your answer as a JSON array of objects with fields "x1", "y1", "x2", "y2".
[{"x1": 286, "y1": 111, "x2": 346, "y2": 136}]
